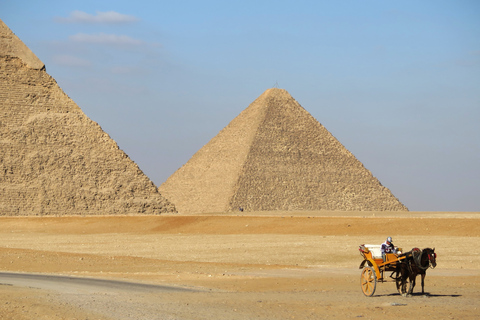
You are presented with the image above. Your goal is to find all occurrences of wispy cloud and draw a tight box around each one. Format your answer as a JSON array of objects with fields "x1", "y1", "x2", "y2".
[
  {"x1": 55, "y1": 10, "x2": 139, "y2": 24},
  {"x1": 69, "y1": 33, "x2": 144, "y2": 46},
  {"x1": 52, "y1": 54, "x2": 92, "y2": 67}
]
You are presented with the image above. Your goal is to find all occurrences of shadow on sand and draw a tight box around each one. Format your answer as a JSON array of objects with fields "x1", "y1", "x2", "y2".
[{"x1": 375, "y1": 292, "x2": 461, "y2": 298}]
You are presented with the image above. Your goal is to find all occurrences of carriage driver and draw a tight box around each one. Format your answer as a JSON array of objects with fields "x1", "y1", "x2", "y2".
[{"x1": 381, "y1": 237, "x2": 397, "y2": 261}]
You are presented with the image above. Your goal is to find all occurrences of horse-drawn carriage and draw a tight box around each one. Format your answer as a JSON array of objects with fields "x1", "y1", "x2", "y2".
[{"x1": 358, "y1": 244, "x2": 437, "y2": 297}]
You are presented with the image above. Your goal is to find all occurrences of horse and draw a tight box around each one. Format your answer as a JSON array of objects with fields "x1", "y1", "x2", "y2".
[{"x1": 398, "y1": 247, "x2": 437, "y2": 296}]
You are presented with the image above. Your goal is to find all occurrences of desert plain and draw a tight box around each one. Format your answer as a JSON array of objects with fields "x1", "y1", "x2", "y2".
[{"x1": 0, "y1": 211, "x2": 479, "y2": 319}]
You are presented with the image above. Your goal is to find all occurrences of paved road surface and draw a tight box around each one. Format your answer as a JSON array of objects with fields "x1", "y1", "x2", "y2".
[
  {"x1": 0, "y1": 272, "x2": 206, "y2": 319},
  {"x1": 0, "y1": 272, "x2": 196, "y2": 294}
]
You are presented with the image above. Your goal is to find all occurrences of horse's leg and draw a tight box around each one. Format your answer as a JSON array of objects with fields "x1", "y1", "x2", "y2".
[
  {"x1": 405, "y1": 276, "x2": 411, "y2": 296},
  {"x1": 399, "y1": 264, "x2": 408, "y2": 296},
  {"x1": 408, "y1": 274, "x2": 416, "y2": 296},
  {"x1": 421, "y1": 273, "x2": 426, "y2": 294},
  {"x1": 400, "y1": 278, "x2": 406, "y2": 296},
  {"x1": 401, "y1": 272, "x2": 407, "y2": 296},
  {"x1": 400, "y1": 262, "x2": 411, "y2": 297}
]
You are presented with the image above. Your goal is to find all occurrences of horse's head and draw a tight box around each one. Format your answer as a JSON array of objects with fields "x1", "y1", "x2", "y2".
[{"x1": 424, "y1": 248, "x2": 437, "y2": 269}]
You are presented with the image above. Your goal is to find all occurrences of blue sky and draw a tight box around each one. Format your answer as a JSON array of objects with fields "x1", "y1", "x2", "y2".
[{"x1": 2, "y1": 1, "x2": 479, "y2": 211}]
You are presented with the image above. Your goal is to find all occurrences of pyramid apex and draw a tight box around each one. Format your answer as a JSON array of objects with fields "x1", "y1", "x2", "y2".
[
  {"x1": 263, "y1": 87, "x2": 290, "y2": 95},
  {"x1": 257, "y1": 88, "x2": 295, "y2": 102},
  {"x1": 0, "y1": 18, "x2": 45, "y2": 70}
]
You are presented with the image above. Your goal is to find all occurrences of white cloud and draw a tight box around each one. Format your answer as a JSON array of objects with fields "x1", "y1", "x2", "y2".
[
  {"x1": 55, "y1": 10, "x2": 139, "y2": 24},
  {"x1": 69, "y1": 33, "x2": 144, "y2": 46},
  {"x1": 52, "y1": 54, "x2": 92, "y2": 67}
]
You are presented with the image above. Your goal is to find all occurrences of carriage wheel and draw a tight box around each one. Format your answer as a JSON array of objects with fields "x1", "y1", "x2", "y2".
[{"x1": 361, "y1": 266, "x2": 376, "y2": 297}]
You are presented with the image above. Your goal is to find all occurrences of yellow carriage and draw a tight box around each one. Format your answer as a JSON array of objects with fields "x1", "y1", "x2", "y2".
[{"x1": 358, "y1": 244, "x2": 406, "y2": 296}]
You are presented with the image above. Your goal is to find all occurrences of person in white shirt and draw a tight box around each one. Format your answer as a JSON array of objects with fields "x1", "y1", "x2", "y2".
[{"x1": 381, "y1": 236, "x2": 396, "y2": 261}]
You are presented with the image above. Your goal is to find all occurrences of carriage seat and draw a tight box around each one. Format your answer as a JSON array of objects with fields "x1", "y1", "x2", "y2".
[{"x1": 364, "y1": 245, "x2": 383, "y2": 259}]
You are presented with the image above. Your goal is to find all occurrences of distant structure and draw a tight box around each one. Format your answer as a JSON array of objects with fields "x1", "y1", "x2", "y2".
[
  {"x1": 0, "y1": 19, "x2": 175, "y2": 215},
  {"x1": 159, "y1": 88, "x2": 408, "y2": 213}
]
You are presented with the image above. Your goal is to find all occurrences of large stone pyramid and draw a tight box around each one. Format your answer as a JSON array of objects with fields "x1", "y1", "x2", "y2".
[
  {"x1": 159, "y1": 88, "x2": 408, "y2": 213},
  {"x1": 0, "y1": 19, "x2": 175, "y2": 215}
]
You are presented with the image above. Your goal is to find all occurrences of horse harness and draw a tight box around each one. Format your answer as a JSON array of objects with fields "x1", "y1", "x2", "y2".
[{"x1": 407, "y1": 248, "x2": 435, "y2": 272}]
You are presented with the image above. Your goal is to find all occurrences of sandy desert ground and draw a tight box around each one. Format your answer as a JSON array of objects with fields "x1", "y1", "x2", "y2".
[{"x1": 0, "y1": 211, "x2": 479, "y2": 319}]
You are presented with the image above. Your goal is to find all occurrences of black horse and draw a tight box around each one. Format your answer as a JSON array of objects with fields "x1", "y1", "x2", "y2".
[{"x1": 398, "y1": 248, "x2": 437, "y2": 296}]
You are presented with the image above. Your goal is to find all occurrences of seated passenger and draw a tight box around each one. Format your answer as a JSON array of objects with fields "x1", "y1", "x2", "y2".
[{"x1": 381, "y1": 237, "x2": 396, "y2": 261}]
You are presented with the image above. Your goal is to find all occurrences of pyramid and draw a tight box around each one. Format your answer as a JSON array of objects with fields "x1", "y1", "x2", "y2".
[
  {"x1": 0, "y1": 19, "x2": 175, "y2": 215},
  {"x1": 159, "y1": 88, "x2": 408, "y2": 213}
]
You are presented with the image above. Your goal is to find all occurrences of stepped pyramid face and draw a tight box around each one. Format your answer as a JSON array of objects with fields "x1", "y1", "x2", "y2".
[
  {"x1": 159, "y1": 88, "x2": 408, "y2": 213},
  {"x1": 0, "y1": 19, "x2": 175, "y2": 215}
]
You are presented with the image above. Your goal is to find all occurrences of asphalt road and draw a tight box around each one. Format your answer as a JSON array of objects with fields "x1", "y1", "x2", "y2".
[
  {"x1": 0, "y1": 272, "x2": 198, "y2": 294},
  {"x1": 1, "y1": 272, "x2": 206, "y2": 319}
]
